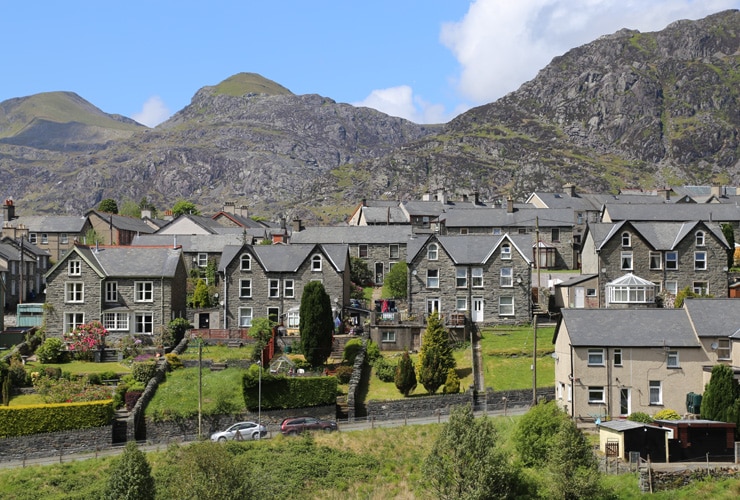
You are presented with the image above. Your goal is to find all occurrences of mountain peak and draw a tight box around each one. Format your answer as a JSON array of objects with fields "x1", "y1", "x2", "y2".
[{"x1": 209, "y1": 72, "x2": 293, "y2": 97}]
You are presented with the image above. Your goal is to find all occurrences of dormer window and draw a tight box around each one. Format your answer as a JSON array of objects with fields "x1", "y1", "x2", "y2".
[
  {"x1": 695, "y1": 231, "x2": 705, "y2": 246},
  {"x1": 621, "y1": 232, "x2": 631, "y2": 247},
  {"x1": 311, "y1": 254, "x2": 322, "y2": 271},
  {"x1": 240, "y1": 254, "x2": 251, "y2": 271},
  {"x1": 427, "y1": 243, "x2": 438, "y2": 261}
]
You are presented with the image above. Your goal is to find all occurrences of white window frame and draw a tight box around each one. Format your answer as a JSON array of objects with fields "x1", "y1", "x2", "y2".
[
  {"x1": 649, "y1": 380, "x2": 662, "y2": 405},
  {"x1": 456, "y1": 268, "x2": 467, "y2": 288},
  {"x1": 472, "y1": 267, "x2": 483, "y2": 287},
  {"x1": 68, "y1": 260, "x2": 81, "y2": 276},
  {"x1": 238, "y1": 307, "x2": 253, "y2": 327},
  {"x1": 240, "y1": 254, "x2": 251, "y2": 271},
  {"x1": 621, "y1": 232, "x2": 631, "y2": 247},
  {"x1": 134, "y1": 313, "x2": 154, "y2": 335},
  {"x1": 28, "y1": 233, "x2": 37, "y2": 244},
  {"x1": 695, "y1": 231, "x2": 705, "y2": 246},
  {"x1": 65, "y1": 282, "x2": 84, "y2": 303},
  {"x1": 717, "y1": 339, "x2": 731, "y2": 360},
  {"x1": 239, "y1": 279, "x2": 252, "y2": 298},
  {"x1": 694, "y1": 251, "x2": 707, "y2": 270},
  {"x1": 498, "y1": 296, "x2": 514, "y2": 316},
  {"x1": 63, "y1": 312, "x2": 85, "y2": 333},
  {"x1": 665, "y1": 251, "x2": 678, "y2": 270},
  {"x1": 613, "y1": 348, "x2": 622, "y2": 366},
  {"x1": 621, "y1": 251, "x2": 633, "y2": 270},
  {"x1": 105, "y1": 281, "x2": 118, "y2": 303},
  {"x1": 567, "y1": 383, "x2": 572, "y2": 402},
  {"x1": 588, "y1": 386, "x2": 605, "y2": 404},
  {"x1": 135, "y1": 281, "x2": 154, "y2": 302},
  {"x1": 311, "y1": 254, "x2": 322, "y2": 271},
  {"x1": 40, "y1": 233, "x2": 48, "y2": 244},
  {"x1": 501, "y1": 243, "x2": 511, "y2": 260},
  {"x1": 103, "y1": 312, "x2": 129, "y2": 331},
  {"x1": 456, "y1": 296, "x2": 468, "y2": 311},
  {"x1": 500, "y1": 267, "x2": 513, "y2": 287},
  {"x1": 665, "y1": 280, "x2": 678, "y2": 295},
  {"x1": 381, "y1": 331, "x2": 396, "y2": 343},
  {"x1": 269, "y1": 279, "x2": 280, "y2": 298},
  {"x1": 427, "y1": 243, "x2": 438, "y2": 261},
  {"x1": 61, "y1": 233, "x2": 69, "y2": 244},
  {"x1": 667, "y1": 351, "x2": 679, "y2": 368},
  {"x1": 693, "y1": 281, "x2": 708, "y2": 295},
  {"x1": 426, "y1": 269, "x2": 439, "y2": 288},
  {"x1": 197, "y1": 253, "x2": 208, "y2": 268},
  {"x1": 588, "y1": 348, "x2": 605, "y2": 366},
  {"x1": 649, "y1": 251, "x2": 662, "y2": 270},
  {"x1": 284, "y1": 279, "x2": 295, "y2": 298},
  {"x1": 286, "y1": 310, "x2": 300, "y2": 328}
]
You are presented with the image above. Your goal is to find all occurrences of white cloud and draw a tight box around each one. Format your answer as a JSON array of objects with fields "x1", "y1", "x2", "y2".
[
  {"x1": 353, "y1": 85, "x2": 461, "y2": 124},
  {"x1": 132, "y1": 95, "x2": 171, "y2": 127},
  {"x1": 441, "y1": 0, "x2": 740, "y2": 104}
]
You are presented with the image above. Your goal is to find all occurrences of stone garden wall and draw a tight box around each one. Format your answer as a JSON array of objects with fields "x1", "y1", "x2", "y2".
[{"x1": 0, "y1": 426, "x2": 112, "y2": 462}]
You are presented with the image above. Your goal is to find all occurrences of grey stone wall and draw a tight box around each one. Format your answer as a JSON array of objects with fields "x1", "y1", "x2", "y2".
[
  {"x1": 0, "y1": 426, "x2": 112, "y2": 462},
  {"x1": 351, "y1": 242, "x2": 407, "y2": 285},
  {"x1": 641, "y1": 466, "x2": 740, "y2": 493}
]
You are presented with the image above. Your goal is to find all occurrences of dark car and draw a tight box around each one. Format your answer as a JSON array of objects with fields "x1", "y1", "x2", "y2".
[{"x1": 280, "y1": 416, "x2": 338, "y2": 435}]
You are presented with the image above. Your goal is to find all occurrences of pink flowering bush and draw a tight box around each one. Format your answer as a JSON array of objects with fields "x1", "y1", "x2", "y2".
[{"x1": 64, "y1": 320, "x2": 108, "y2": 361}]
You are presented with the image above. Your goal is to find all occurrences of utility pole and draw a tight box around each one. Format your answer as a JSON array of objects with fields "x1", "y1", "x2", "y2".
[
  {"x1": 198, "y1": 340, "x2": 202, "y2": 439},
  {"x1": 533, "y1": 216, "x2": 540, "y2": 405}
]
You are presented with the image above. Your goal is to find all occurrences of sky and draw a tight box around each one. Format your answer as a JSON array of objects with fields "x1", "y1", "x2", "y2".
[{"x1": 2, "y1": 1, "x2": 738, "y2": 127}]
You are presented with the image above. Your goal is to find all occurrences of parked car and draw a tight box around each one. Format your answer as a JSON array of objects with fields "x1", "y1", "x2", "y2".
[
  {"x1": 210, "y1": 421, "x2": 266, "y2": 441},
  {"x1": 280, "y1": 416, "x2": 338, "y2": 435}
]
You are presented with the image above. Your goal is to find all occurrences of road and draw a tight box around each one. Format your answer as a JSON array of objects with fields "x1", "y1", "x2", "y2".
[{"x1": 0, "y1": 405, "x2": 529, "y2": 470}]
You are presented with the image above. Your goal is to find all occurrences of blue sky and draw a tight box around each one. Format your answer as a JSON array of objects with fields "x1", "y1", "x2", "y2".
[{"x1": 2, "y1": 1, "x2": 738, "y2": 127}]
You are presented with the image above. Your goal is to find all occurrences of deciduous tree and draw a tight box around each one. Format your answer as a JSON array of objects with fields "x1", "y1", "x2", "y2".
[
  {"x1": 382, "y1": 261, "x2": 407, "y2": 298},
  {"x1": 171, "y1": 199, "x2": 201, "y2": 217},
  {"x1": 513, "y1": 400, "x2": 570, "y2": 467},
  {"x1": 98, "y1": 198, "x2": 119, "y2": 214},
  {"x1": 105, "y1": 441, "x2": 155, "y2": 500}
]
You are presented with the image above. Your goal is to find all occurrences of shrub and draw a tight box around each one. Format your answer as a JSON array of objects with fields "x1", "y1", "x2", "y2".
[
  {"x1": 365, "y1": 341, "x2": 381, "y2": 365},
  {"x1": 117, "y1": 336, "x2": 143, "y2": 360},
  {"x1": 394, "y1": 352, "x2": 417, "y2": 397},
  {"x1": 8, "y1": 357, "x2": 30, "y2": 387},
  {"x1": 165, "y1": 353, "x2": 184, "y2": 371},
  {"x1": 126, "y1": 390, "x2": 144, "y2": 411},
  {"x1": 33, "y1": 375, "x2": 113, "y2": 403},
  {"x1": 627, "y1": 412, "x2": 654, "y2": 423},
  {"x1": 105, "y1": 441, "x2": 155, "y2": 500},
  {"x1": 36, "y1": 337, "x2": 65, "y2": 364},
  {"x1": 653, "y1": 408, "x2": 681, "y2": 420},
  {"x1": 132, "y1": 361, "x2": 158, "y2": 384},
  {"x1": 87, "y1": 373, "x2": 102, "y2": 385},
  {"x1": 0, "y1": 400, "x2": 114, "y2": 437},
  {"x1": 374, "y1": 357, "x2": 396, "y2": 382},
  {"x1": 342, "y1": 338, "x2": 363, "y2": 364},
  {"x1": 442, "y1": 368, "x2": 460, "y2": 394},
  {"x1": 64, "y1": 320, "x2": 107, "y2": 361},
  {"x1": 335, "y1": 365, "x2": 354, "y2": 384},
  {"x1": 243, "y1": 365, "x2": 337, "y2": 410},
  {"x1": 513, "y1": 400, "x2": 570, "y2": 467}
]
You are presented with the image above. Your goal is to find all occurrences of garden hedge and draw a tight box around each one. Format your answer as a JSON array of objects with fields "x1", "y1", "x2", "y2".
[
  {"x1": 0, "y1": 399, "x2": 114, "y2": 438},
  {"x1": 243, "y1": 366, "x2": 337, "y2": 410}
]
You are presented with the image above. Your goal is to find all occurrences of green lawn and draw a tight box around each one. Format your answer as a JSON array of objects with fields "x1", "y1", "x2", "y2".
[
  {"x1": 178, "y1": 344, "x2": 255, "y2": 362},
  {"x1": 23, "y1": 360, "x2": 131, "y2": 376}
]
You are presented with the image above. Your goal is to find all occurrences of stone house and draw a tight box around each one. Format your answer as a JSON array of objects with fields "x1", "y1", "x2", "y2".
[
  {"x1": 289, "y1": 225, "x2": 413, "y2": 286},
  {"x1": 85, "y1": 210, "x2": 157, "y2": 246},
  {"x1": 218, "y1": 243, "x2": 350, "y2": 332},
  {"x1": 407, "y1": 234, "x2": 532, "y2": 326},
  {"x1": 439, "y1": 205, "x2": 577, "y2": 270},
  {"x1": 43, "y1": 244, "x2": 188, "y2": 344},
  {"x1": 0, "y1": 237, "x2": 51, "y2": 309},
  {"x1": 553, "y1": 308, "x2": 707, "y2": 420},
  {"x1": 581, "y1": 220, "x2": 731, "y2": 307}
]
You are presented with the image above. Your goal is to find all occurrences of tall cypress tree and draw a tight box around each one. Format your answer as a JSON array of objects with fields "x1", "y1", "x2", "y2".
[
  {"x1": 701, "y1": 363, "x2": 740, "y2": 426},
  {"x1": 418, "y1": 312, "x2": 456, "y2": 394},
  {"x1": 395, "y1": 351, "x2": 417, "y2": 396},
  {"x1": 299, "y1": 281, "x2": 334, "y2": 367}
]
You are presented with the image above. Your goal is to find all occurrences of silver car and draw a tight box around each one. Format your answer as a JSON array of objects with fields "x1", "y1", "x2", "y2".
[{"x1": 210, "y1": 421, "x2": 267, "y2": 441}]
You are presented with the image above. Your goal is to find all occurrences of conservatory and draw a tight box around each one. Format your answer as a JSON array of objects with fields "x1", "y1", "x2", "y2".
[{"x1": 605, "y1": 273, "x2": 656, "y2": 307}]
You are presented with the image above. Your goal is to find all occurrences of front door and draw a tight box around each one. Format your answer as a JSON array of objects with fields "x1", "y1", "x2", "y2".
[
  {"x1": 198, "y1": 313, "x2": 210, "y2": 329},
  {"x1": 375, "y1": 262, "x2": 384, "y2": 285},
  {"x1": 472, "y1": 297, "x2": 484, "y2": 322},
  {"x1": 575, "y1": 287, "x2": 585, "y2": 308},
  {"x1": 620, "y1": 388, "x2": 631, "y2": 416}
]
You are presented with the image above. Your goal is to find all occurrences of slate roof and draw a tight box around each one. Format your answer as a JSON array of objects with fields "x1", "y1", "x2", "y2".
[
  {"x1": 556, "y1": 308, "x2": 700, "y2": 348},
  {"x1": 87, "y1": 210, "x2": 156, "y2": 234},
  {"x1": 406, "y1": 234, "x2": 533, "y2": 265},
  {"x1": 212, "y1": 211, "x2": 266, "y2": 229},
  {"x1": 9, "y1": 215, "x2": 87, "y2": 233},
  {"x1": 290, "y1": 225, "x2": 414, "y2": 244},
  {"x1": 599, "y1": 420, "x2": 669, "y2": 433},
  {"x1": 441, "y1": 207, "x2": 574, "y2": 228},
  {"x1": 683, "y1": 298, "x2": 740, "y2": 338},
  {"x1": 603, "y1": 203, "x2": 740, "y2": 223},
  {"x1": 554, "y1": 274, "x2": 598, "y2": 287},
  {"x1": 46, "y1": 245, "x2": 183, "y2": 279},
  {"x1": 219, "y1": 244, "x2": 348, "y2": 273},
  {"x1": 401, "y1": 200, "x2": 447, "y2": 217},
  {"x1": 587, "y1": 221, "x2": 730, "y2": 251},
  {"x1": 361, "y1": 206, "x2": 409, "y2": 224},
  {"x1": 157, "y1": 214, "x2": 242, "y2": 235},
  {"x1": 132, "y1": 233, "x2": 246, "y2": 252}
]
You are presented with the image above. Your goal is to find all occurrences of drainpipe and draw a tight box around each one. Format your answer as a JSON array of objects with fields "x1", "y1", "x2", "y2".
[{"x1": 222, "y1": 273, "x2": 228, "y2": 329}]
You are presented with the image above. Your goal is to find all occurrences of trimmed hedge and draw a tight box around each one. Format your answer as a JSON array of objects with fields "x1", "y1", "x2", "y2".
[
  {"x1": 0, "y1": 399, "x2": 115, "y2": 438},
  {"x1": 243, "y1": 365, "x2": 337, "y2": 410}
]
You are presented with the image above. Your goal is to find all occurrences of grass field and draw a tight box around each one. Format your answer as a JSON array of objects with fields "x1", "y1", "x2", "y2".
[{"x1": 23, "y1": 360, "x2": 131, "y2": 376}]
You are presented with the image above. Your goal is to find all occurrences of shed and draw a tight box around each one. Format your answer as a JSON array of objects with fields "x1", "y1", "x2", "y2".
[
  {"x1": 16, "y1": 303, "x2": 44, "y2": 327},
  {"x1": 655, "y1": 419, "x2": 737, "y2": 462},
  {"x1": 598, "y1": 420, "x2": 669, "y2": 462}
]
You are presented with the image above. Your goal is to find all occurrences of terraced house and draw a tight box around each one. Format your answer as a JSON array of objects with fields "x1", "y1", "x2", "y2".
[
  {"x1": 407, "y1": 234, "x2": 532, "y2": 326},
  {"x1": 43, "y1": 244, "x2": 188, "y2": 343},
  {"x1": 218, "y1": 243, "x2": 350, "y2": 331}
]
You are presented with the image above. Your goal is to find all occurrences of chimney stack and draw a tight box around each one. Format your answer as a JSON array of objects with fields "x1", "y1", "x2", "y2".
[
  {"x1": 506, "y1": 195, "x2": 514, "y2": 213},
  {"x1": 292, "y1": 219, "x2": 303, "y2": 232},
  {"x1": 3, "y1": 199, "x2": 16, "y2": 223},
  {"x1": 564, "y1": 183, "x2": 576, "y2": 197}
]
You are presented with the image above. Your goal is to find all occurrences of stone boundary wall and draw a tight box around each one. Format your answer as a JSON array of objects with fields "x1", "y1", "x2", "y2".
[
  {"x1": 641, "y1": 466, "x2": 740, "y2": 493},
  {"x1": 143, "y1": 405, "x2": 338, "y2": 444},
  {"x1": 0, "y1": 425, "x2": 112, "y2": 462},
  {"x1": 366, "y1": 387, "x2": 555, "y2": 420},
  {"x1": 345, "y1": 332, "x2": 369, "y2": 421}
]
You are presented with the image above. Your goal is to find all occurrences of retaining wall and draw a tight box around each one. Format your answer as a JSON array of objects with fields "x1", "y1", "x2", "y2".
[{"x1": 0, "y1": 426, "x2": 112, "y2": 462}]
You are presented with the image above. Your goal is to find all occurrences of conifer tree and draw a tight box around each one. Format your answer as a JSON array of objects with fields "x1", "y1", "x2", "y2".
[
  {"x1": 395, "y1": 351, "x2": 417, "y2": 396},
  {"x1": 299, "y1": 281, "x2": 334, "y2": 367},
  {"x1": 418, "y1": 312, "x2": 455, "y2": 394},
  {"x1": 104, "y1": 442, "x2": 155, "y2": 500},
  {"x1": 701, "y1": 363, "x2": 740, "y2": 426}
]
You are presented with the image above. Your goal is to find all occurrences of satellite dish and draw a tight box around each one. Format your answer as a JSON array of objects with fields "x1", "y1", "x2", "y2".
[
  {"x1": 711, "y1": 342, "x2": 719, "y2": 351},
  {"x1": 551, "y1": 352, "x2": 558, "y2": 359}
]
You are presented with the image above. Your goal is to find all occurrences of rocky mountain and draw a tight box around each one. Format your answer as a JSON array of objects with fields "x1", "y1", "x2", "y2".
[{"x1": 1, "y1": 11, "x2": 739, "y2": 221}]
